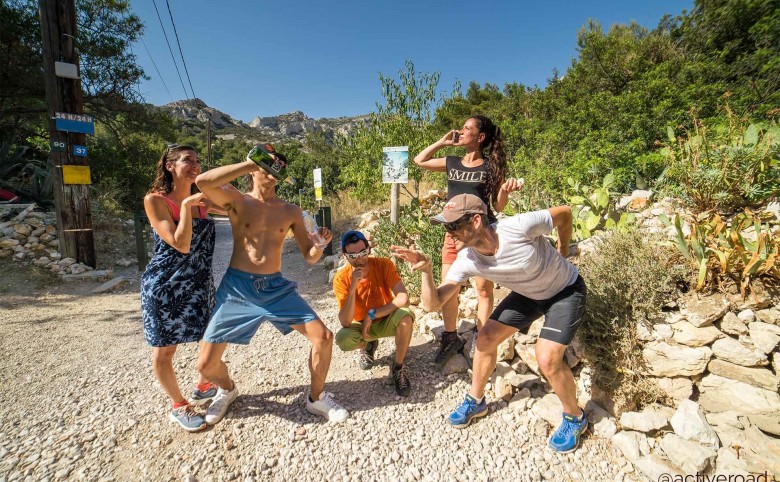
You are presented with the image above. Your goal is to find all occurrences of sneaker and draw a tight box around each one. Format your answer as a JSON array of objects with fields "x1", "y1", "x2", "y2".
[
  {"x1": 169, "y1": 404, "x2": 206, "y2": 432},
  {"x1": 359, "y1": 340, "x2": 379, "y2": 370},
  {"x1": 306, "y1": 392, "x2": 349, "y2": 423},
  {"x1": 447, "y1": 394, "x2": 488, "y2": 428},
  {"x1": 205, "y1": 385, "x2": 239, "y2": 425},
  {"x1": 191, "y1": 383, "x2": 218, "y2": 406},
  {"x1": 469, "y1": 330, "x2": 478, "y2": 360},
  {"x1": 434, "y1": 331, "x2": 465, "y2": 369},
  {"x1": 391, "y1": 363, "x2": 411, "y2": 397},
  {"x1": 548, "y1": 410, "x2": 589, "y2": 453}
]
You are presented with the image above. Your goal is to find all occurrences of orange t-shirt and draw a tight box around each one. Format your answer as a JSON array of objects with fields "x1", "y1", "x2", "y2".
[{"x1": 333, "y1": 257, "x2": 402, "y2": 322}]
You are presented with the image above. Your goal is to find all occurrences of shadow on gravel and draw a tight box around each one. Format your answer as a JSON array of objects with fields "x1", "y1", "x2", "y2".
[{"x1": 227, "y1": 343, "x2": 452, "y2": 424}]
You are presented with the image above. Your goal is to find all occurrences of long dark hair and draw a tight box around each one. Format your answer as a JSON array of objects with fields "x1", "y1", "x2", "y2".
[
  {"x1": 148, "y1": 145, "x2": 198, "y2": 195},
  {"x1": 471, "y1": 115, "x2": 506, "y2": 204}
]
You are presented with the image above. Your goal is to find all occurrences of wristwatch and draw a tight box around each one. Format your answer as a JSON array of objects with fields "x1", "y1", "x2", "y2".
[{"x1": 367, "y1": 309, "x2": 376, "y2": 321}]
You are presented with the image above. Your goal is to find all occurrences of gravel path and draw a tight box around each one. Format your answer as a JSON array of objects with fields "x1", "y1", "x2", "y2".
[{"x1": 0, "y1": 218, "x2": 638, "y2": 481}]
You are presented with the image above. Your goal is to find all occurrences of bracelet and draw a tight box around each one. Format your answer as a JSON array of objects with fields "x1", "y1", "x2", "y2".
[{"x1": 368, "y1": 308, "x2": 376, "y2": 320}]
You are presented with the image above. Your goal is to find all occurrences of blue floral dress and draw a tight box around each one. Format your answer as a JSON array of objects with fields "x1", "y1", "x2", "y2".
[{"x1": 141, "y1": 196, "x2": 216, "y2": 347}]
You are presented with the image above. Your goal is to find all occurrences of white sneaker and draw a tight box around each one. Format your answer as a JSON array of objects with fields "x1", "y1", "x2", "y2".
[
  {"x1": 205, "y1": 385, "x2": 239, "y2": 425},
  {"x1": 306, "y1": 392, "x2": 349, "y2": 423}
]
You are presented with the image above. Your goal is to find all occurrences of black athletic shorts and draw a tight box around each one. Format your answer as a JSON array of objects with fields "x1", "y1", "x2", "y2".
[{"x1": 490, "y1": 275, "x2": 586, "y2": 345}]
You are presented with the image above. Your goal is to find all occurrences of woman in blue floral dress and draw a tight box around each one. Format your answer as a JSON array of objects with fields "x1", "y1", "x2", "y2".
[{"x1": 141, "y1": 144, "x2": 224, "y2": 432}]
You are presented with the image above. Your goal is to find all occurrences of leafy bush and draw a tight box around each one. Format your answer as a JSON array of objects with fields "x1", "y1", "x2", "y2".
[
  {"x1": 660, "y1": 119, "x2": 780, "y2": 213},
  {"x1": 0, "y1": 142, "x2": 53, "y2": 206},
  {"x1": 577, "y1": 228, "x2": 684, "y2": 412},
  {"x1": 567, "y1": 172, "x2": 635, "y2": 241},
  {"x1": 370, "y1": 202, "x2": 445, "y2": 297}
]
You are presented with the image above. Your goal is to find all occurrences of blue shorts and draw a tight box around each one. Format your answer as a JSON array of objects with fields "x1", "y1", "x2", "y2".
[{"x1": 203, "y1": 268, "x2": 318, "y2": 344}]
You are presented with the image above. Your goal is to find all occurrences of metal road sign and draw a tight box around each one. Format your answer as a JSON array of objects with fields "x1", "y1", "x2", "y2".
[
  {"x1": 72, "y1": 145, "x2": 88, "y2": 157},
  {"x1": 61, "y1": 165, "x2": 91, "y2": 185},
  {"x1": 51, "y1": 140, "x2": 67, "y2": 152},
  {"x1": 54, "y1": 112, "x2": 94, "y2": 135}
]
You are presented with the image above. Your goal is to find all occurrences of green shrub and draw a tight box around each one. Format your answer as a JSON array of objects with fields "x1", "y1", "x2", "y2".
[{"x1": 577, "y1": 228, "x2": 685, "y2": 412}]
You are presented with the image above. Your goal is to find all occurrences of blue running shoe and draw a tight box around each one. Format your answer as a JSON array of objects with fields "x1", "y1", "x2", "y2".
[
  {"x1": 169, "y1": 405, "x2": 206, "y2": 432},
  {"x1": 548, "y1": 410, "x2": 588, "y2": 453},
  {"x1": 191, "y1": 383, "x2": 218, "y2": 406},
  {"x1": 447, "y1": 394, "x2": 488, "y2": 428}
]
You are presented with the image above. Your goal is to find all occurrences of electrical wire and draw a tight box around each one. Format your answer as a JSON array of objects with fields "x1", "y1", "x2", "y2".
[
  {"x1": 150, "y1": 0, "x2": 189, "y2": 99},
  {"x1": 163, "y1": 0, "x2": 196, "y2": 99},
  {"x1": 140, "y1": 37, "x2": 173, "y2": 100}
]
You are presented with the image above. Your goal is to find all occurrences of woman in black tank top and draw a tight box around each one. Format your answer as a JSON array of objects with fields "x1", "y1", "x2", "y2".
[{"x1": 413, "y1": 116, "x2": 523, "y2": 366}]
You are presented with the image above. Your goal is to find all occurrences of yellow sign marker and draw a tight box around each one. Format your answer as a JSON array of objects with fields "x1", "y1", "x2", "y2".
[{"x1": 62, "y1": 165, "x2": 91, "y2": 185}]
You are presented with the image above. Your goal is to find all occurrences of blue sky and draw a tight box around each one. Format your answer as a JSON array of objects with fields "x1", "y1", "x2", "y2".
[{"x1": 131, "y1": 0, "x2": 693, "y2": 122}]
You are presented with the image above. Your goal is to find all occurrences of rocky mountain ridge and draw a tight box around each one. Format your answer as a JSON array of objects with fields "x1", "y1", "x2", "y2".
[{"x1": 160, "y1": 98, "x2": 368, "y2": 143}]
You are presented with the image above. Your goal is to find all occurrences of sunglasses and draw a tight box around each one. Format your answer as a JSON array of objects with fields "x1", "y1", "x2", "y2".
[
  {"x1": 343, "y1": 248, "x2": 370, "y2": 259},
  {"x1": 443, "y1": 215, "x2": 474, "y2": 232}
]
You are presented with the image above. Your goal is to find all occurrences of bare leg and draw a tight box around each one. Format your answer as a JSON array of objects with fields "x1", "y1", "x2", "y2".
[
  {"x1": 474, "y1": 276, "x2": 494, "y2": 332},
  {"x1": 196, "y1": 341, "x2": 211, "y2": 385},
  {"x1": 196, "y1": 341, "x2": 233, "y2": 390},
  {"x1": 470, "y1": 320, "x2": 517, "y2": 399},
  {"x1": 292, "y1": 319, "x2": 333, "y2": 401},
  {"x1": 393, "y1": 315, "x2": 413, "y2": 365},
  {"x1": 153, "y1": 345, "x2": 185, "y2": 403},
  {"x1": 536, "y1": 339, "x2": 580, "y2": 415},
  {"x1": 441, "y1": 263, "x2": 459, "y2": 332}
]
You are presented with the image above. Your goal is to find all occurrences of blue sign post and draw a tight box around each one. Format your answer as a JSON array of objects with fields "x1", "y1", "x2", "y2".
[
  {"x1": 73, "y1": 145, "x2": 88, "y2": 157},
  {"x1": 54, "y1": 112, "x2": 94, "y2": 135}
]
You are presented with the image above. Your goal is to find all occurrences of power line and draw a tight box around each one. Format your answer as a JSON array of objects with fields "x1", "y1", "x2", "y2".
[
  {"x1": 140, "y1": 37, "x2": 173, "y2": 101},
  {"x1": 150, "y1": 0, "x2": 189, "y2": 99},
  {"x1": 164, "y1": 0, "x2": 196, "y2": 99}
]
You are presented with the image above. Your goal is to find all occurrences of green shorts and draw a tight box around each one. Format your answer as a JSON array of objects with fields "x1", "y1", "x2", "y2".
[{"x1": 335, "y1": 307, "x2": 414, "y2": 351}]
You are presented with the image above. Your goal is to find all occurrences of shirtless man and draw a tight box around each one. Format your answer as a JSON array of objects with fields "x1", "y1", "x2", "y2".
[{"x1": 195, "y1": 144, "x2": 348, "y2": 425}]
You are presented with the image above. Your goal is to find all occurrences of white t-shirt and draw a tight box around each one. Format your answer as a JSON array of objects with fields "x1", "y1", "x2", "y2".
[{"x1": 445, "y1": 210, "x2": 579, "y2": 301}]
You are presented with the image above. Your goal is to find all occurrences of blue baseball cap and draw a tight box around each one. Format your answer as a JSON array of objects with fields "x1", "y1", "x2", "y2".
[{"x1": 341, "y1": 230, "x2": 368, "y2": 251}]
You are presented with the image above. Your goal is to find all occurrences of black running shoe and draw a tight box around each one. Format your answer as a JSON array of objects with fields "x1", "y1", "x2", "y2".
[
  {"x1": 391, "y1": 363, "x2": 411, "y2": 397},
  {"x1": 359, "y1": 340, "x2": 378, "y2": 370},
  {"x1": 434, "y1": 331, "x2": 465, "y2": 369}
]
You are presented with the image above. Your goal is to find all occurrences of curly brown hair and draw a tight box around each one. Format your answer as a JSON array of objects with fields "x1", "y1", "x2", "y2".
[
  {"x1": 470, "y1": 115, "x2": 507, "y2": 204},
  {"x1": 148, "y1": 145, "x2": 198, "y2": 195}
]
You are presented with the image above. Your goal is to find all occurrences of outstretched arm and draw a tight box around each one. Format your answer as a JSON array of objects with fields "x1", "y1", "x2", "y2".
[
  {"x1": 548, "y1": 205, "x2": 573, "y2": 257},
  {"x1": 390, "y1": 246, "x2": 460, "y2": 312},
  {"x1": 413, "y1": 131, "x2": 457, "y2": 172}
]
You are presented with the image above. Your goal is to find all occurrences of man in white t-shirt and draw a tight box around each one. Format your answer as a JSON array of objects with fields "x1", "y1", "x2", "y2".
[{"x1": 392, "y1": 194, "x2": 588, "y2": 454}]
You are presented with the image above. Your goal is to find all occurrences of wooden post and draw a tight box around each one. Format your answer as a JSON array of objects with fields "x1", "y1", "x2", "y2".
[
  {"x1": 206, "y1": 119, "x2": 212, "y2": 170},
  {"x1": 390, "y1": 183, "x2": 399, "y2": 224},
  {"x1": 39, "y1": 0, "x2": 96, "y2": 267}
]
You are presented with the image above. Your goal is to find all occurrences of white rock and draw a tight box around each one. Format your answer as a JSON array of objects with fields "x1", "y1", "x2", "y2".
[
  {"x1": 681, "y1": 296, "x2": 729, "y2": 327},
  {"x1": 611, "y1": 431, "x2": 644, "y2": 462},
  {"x1": 515, "y1": 343, "x2": 540, "y2": 375},
  {"x1": 711, "y1": 337, "x2": 768, "y2": 366},
  {"x1": 754, "y1": 307, "x2": 780, "y2": 325},
  {"x1": 652, "y1": 323, "x2": 673, "y2": 340},
  {"x1": 659, "y1": 433, "x2": 717, "y2": 473},
  {"x1": 642, "y1": 341, "x2": 711, "y2": 376},
  {"x1": 634, "y1": 455, "x2": 684, "y2": 481},
  {"x1": 655, "y1": 377, "x2": 693, "y2": 403},
  {"x1": 672, "y1": 320, "x2": 722, "y2": 346},
  {"x1": 670, "y1": 399, "x2": 719, "y2": 448},
  {"x1": 0, "y1": 237, "x2": 20, "y2": 248},
  {"x1": 747, "y1": 321, "x2": 780, "y2": 354},
  {"x1": 59, "y1": 257, "x2": 77, "y2": 267},
  {"x1": 619, "y1": 404, "x2": 673, "y2": 433},
  {"x1": 698, "y1": 374, "x2": 780, "y2": 436},
  {"x1": 737, "y1": 309, "x2": 756, "y2": 324},
  {"x1": 636, "y1": 322, "x2": 654, "y2": 342},
  {"x1": 497, "y1": 336, "x2": 514, "y2": 362},
  {"x1": 714, "y1": 447, "x2": 750, "y2": 476},
  {"x1": 719, "y1": 312, "x2": 748, "y2": 335},
  {"x1": 707, "y1": 359, "x2": 780, "y2": 392},
  {"x1": 13, "y1": 223, "x2": 32, "y2": 235},
  {"x1": 530, "y1": 394, "x2": 562, "y2": 427}
]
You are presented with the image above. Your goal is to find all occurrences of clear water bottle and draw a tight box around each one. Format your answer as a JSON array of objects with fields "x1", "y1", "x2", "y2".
[{"x1": 302, "y1": 211, "x2": 327, "y2": 250}]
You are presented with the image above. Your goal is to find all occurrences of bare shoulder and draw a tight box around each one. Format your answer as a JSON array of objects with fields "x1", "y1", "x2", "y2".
[{"x1": 143, "y1": 192, "x2": 166, "y2": 209}]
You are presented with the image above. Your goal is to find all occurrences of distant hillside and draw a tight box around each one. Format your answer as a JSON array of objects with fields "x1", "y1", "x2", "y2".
[{"x1": 159, "y1": 99, "x2": 368, "y2": 144}]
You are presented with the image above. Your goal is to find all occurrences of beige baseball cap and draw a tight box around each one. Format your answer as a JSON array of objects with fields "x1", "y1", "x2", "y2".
[{"x1": 430, "y1": 194, "x2": 488, "y2": 224}]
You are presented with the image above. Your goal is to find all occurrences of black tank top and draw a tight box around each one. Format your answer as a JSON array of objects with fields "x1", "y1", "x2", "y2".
[{"x1": 446, "y1": 156, "x2": 496, "y2": 223}]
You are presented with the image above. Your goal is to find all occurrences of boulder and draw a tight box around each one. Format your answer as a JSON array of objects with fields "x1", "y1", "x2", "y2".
[
  {"x1": 655, "y1": 377, "x2": 693, "y2": 404},
  {"x1": 619, "y1": 403, "x2": 673, "y2": 433},
  {"x1": 611, "y1": 431, "x2": 644, "y2": 462},
  {"x1": 670, "y1": 399, "x2": 719, "y2": 448},
  {"x1": 515, "y1": 344, "x2": 540, "y2": 375},
  {"x1": 737, "y1": 309, "x2": 756, "y2": 324},
  {"x1": 508, "y1": 388, "x2": 532, "y2": 413},
  {"x1": 634, "y1": 455, "x2": 684, "y2": 481},
  {"x1": 698, "y1": 374, "x2": 780, "y2": 436},
  {"x1": 506, "y1": 373, "x2": 541, "y2": 390},
  {"x1": 527, "y1": 317, "x2": 544, "y2": 338},
  {"x1": 719, "y1": 312, "x2": 748, "y2": 336},
  {"x1": 530, "y1": 393, "x2": 562, "y2": 427},
  {"x1": 585, "y1": 401, "x2": 616, "y2": 439},
  {"x1": 681, "y1": 295, "x2": 729, "y2": 327},
  {"x1": 652, "y1": 323, "x2": 673, "y2": 340},
  {"x1": 710, "y1": 337, "x2": 768, "y2": 366},
  {"x1": 755, "y1": 307, "x2": 780, "y2": 325},
  {"x1": 747, "y1": 321, "x2": 780, "y2": 354},
  {"x1": 13, "y1": 223, "x2": 32, "y2": 235},
  {"x1": 441, "y1": 354, "x2": 469, "y2": 376},
  {"x1": 642, "y1": 341, "x2": 711, "y2": 376},
  {"x1": 714, "y1": 447, "x2": 750, "y2": 476},
  {"x1": 497, "y1": 336, "x2": 515, "y2": 362},
  {"x1": 707, "y1": 359, "x2": 780, "y2": 392},
  {"x1": 659, "y1": 433, "x2": 717, "y2": 473},
  {"x1": 456, "y1": 318, "x2": 476, "y2": 334},
  {"x1": 672, "y1": 320, "x2": 722, "y2": 346}
]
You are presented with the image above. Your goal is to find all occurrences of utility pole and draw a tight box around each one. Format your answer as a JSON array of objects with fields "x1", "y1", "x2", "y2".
[
  {"x1": 207, "y1": 119, "x2": 212, "y2": 170},
  {"x1": 39, "y1": 0, "x2": 96, "y2": 267}
]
